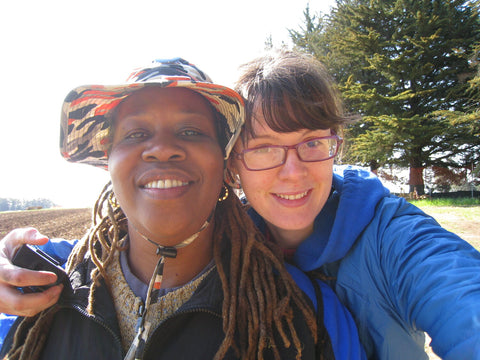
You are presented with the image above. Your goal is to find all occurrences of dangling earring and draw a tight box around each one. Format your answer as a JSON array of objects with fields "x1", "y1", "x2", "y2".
[
  {"x1": 108, "y1": 191, "x2": 120, "y2": 209},
  {"x1": 224, "y1": 168, "x2": 241, "y2": 189},
  {"x1": 218, "y1": 184, "x2": 229, "y2": 202}
]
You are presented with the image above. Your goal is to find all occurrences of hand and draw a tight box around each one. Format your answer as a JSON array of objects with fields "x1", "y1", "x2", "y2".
[{"x1": 0, "y1": 228, "x2": 63, "y2": 317}]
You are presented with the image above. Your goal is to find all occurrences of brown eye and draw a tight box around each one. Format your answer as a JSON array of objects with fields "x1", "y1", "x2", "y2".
[
  {"x1": 126, "y1": 130, "x2": 148, "y2": 140},
  {"x1": 181, "y1": 129, "x2": 202, "y2": 137}
]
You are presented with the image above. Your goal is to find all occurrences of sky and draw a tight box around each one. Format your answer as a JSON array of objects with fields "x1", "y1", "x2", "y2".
[{"x1": 0, "y1": 0, "x2": 335, "y2": 208}]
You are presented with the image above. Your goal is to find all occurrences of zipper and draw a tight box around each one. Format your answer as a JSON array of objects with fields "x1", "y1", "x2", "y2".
[
  {"x1": 142, "y1": 306, "x2": 222, "y2": 356},
  {"x1": 68, "y1": 303, "x2": 124, "y2": 357}
]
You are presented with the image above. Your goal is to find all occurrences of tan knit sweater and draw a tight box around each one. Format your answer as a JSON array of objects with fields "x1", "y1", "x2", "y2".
[{"x1": 105, "y1": 250, "x2": 214, "y2": 351}]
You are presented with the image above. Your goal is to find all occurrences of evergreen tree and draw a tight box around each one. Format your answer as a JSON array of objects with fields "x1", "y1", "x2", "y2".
[{"x1": 291, "y1": 0, "x2": 480, "y2": 194}]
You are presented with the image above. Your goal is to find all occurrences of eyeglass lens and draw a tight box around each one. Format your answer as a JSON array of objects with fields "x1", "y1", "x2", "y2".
[{"x1": 243, "y1": 137, "x2": 338, "y2": 170}]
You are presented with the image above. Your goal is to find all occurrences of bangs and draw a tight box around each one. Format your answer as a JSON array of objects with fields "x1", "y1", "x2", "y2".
[
  {"x1": 243, "y1": 81, "x2": 342, "y2": 140},
  {"x1": 236, "y1": 50, "x2": 360, "y2": 143}
]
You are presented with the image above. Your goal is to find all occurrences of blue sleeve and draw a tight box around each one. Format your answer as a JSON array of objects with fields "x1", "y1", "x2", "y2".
[
  {"x1": 37, "y1": 238, "x2": 78, "y2": 266},
  {"x1": 0, "y1": 314, "x2": 17, "y2": 350},
  {"x1": 378, "y1": 198, "x2": 480, "y2": 359},
  {"x1": 0, "y1": 238, "x2": 78, "y2": 348},
  {"x1": 285, "y1": 263, "x2": 366, "y2": 359},
  {"x1": 319, "y1": 280, "x2": 367, "y2": 360}
]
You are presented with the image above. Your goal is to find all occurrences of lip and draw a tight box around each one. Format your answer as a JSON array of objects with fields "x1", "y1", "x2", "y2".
[
  {"x1": 271, "y1": 189, "x2": 312, "y2": 207},
  {"x1": 138, "y1": 169, "x2": 195, "y2": 200}
]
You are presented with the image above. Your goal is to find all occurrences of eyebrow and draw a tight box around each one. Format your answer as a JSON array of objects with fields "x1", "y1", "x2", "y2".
[
  {"x1": 249, "y1": 129, "x2": 319, "y2": 141},
  {"x1": 118, "y1": 110, "x2": 213, "y2": 124}
]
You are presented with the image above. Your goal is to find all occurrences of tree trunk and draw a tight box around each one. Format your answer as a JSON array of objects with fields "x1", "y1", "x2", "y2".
[
  {"x1": 369, "y1": 160, "x2": 379, "y2": 175},
  {"x1": 409, "y1": 167, "x2": 425, "y2": 195}
]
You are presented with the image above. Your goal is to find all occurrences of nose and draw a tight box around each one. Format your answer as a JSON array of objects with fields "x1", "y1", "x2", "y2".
[
  {"x1": 142, "y1": 134, "x2": 186, "y2": 162},
  {"x1": 277, "y1": 148, "x2": 308, "y2": 180}
]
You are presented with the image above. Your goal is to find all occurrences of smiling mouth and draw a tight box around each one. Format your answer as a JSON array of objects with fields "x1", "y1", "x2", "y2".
[
  {"x1": 144, "y1": 179, "x2": 189, "y2": 189},
  {"x1": 275, "y1": 191, "x2": 309, "y2": 200}
]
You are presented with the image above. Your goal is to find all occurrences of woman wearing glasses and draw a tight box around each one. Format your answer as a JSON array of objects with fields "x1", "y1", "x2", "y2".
[
  {"x1": 231, "y1": 133, "x2": 342, "y2": 251},
  {"x1": 226, "y1": 50, "x2": 480, "y2": 360}
]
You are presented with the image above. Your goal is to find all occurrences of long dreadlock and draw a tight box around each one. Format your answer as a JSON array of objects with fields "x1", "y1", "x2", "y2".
[
  {"x1": 213, "y1": 187, "x2": 322, "y2": 360},
  {"x1": 5, "y1": 181, "x2": 332, "y2": 360}
]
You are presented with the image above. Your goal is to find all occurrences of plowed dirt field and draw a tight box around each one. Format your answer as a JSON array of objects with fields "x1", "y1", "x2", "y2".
[
  {"x1": 0, "y1": 208, "x2": 91, "y2": 239},
  {"x1": 1, "y1": 206, "x2": 477, "y2": 246}
]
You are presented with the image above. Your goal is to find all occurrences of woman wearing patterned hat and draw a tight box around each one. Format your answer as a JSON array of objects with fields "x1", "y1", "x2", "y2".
[{"x1": 0, "y1": 58, "x2": 365, "y2": 359}]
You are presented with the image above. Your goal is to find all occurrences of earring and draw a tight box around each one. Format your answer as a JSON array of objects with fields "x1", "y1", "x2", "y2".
[
  {"x1": 108, "y1": 191, "x2": 120, "y2": 209},
  {"x1": 218, "y1": 184, "x2": 229, "y2": 202},
  {"x1": 224, "y1": 168, "x2": 241, "y2": 189}
]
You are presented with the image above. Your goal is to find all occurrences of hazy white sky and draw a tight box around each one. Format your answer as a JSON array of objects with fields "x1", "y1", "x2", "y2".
[{"x1": 0, "y1": 0, "x2": 335, "y2": 208}]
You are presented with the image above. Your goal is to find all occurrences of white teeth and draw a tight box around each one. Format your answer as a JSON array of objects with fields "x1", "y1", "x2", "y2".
[
  {"x1": 144, "y1": 179, "x2": 188, "y2": 189},
  {"x1": 276, "y1": 191, "x2": 308, "y2": 200}
]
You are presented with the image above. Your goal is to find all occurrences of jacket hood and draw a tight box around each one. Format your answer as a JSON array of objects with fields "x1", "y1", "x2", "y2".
[
  {"x1": 247, "y1": 166, "x2": 390, "y2": 272},
  {"x1": 295, "y1": 166, "x2": 390, "y2": 271}
]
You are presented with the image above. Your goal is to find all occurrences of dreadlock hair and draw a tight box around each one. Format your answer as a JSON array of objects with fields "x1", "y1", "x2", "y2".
[
  {"x1": 5, "y1": 181, "x2": 332, "y2": 360},
  {"x1": 213, "y1": 187, "x2": 323, "y2": 360},
  {"x1": 4, "y1": 182, "x2": 128, "y2": 360}
]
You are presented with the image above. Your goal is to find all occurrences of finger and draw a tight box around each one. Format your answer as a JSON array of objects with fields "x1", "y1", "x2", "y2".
[
  {"x1": 0, "y1": 284, "x2": 63, "y2": 317},
  {"x1": 0, "y1": 263, "x2": 58, "y2": 287},
  {"x1": 7, "y1": 227, "x2": 48, "y2": 246},
  {"x1": 0, "y1": 228, "x2": 49, "y2": 259},
  {"x1": 16, "y1": 227, "x2": 49, "y2": 245}
]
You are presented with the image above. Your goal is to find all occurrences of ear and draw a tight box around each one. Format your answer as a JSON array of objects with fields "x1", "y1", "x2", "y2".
[{"x1": 224, "y1": 162, "x2": 241, "y2": 189}]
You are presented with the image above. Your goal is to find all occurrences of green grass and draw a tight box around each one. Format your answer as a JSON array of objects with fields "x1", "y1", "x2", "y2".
[
  {"x1": 409, "y1": 197, "x2": 480, "y2": 207},
  {"x1": 410, "y1": 199, "x2": 480, "y2": 252}
]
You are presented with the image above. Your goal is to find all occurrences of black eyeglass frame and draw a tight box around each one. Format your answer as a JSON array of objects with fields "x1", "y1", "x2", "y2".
[{"x1": 234, "y1": 133, "x2": 343, "y2": 171}]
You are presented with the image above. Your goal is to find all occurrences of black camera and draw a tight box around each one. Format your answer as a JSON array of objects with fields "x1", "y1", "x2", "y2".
[{"x1": 12, "y1": 244, "x2": 70, "y2": 293}]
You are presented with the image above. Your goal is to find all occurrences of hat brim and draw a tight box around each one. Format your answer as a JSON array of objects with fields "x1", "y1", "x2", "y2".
[{"x1": 60, "y1": 78, "x2": 244, "y2": 169}]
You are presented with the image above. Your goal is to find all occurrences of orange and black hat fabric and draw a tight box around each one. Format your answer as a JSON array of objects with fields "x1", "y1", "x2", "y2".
[{"x1": 60, "y1": 58, "x2": 244, "y2": 169}]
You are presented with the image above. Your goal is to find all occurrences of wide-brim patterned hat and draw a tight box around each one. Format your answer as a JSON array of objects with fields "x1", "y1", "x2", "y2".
[{"x1": 60, "y1": 58, "x2": 244, "y2": 169}]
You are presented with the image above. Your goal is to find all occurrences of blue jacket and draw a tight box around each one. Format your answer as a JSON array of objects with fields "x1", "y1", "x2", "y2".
[
  {"x1": 249, "y1": 166, "x2": 480, "y2": 359},
  {"x1": 0, "y1": 238, "x2": 366, "y2": 360}
]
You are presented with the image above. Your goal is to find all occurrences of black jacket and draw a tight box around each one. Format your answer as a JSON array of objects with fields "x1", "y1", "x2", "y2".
[{"x1": 1, "y1": 256, "x2": 323, "y2": 360}]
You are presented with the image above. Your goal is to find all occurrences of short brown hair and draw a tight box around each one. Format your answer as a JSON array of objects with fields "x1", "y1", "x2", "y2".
[{"x1": 235, "y1": 49, "x2": 357, "y2": 140}]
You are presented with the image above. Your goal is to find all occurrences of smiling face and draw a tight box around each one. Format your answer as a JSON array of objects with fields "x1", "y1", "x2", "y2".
[
  {"x1": 231, "y1": 107, "x2": 334, "y2": 248},
  {"x1": 108, "y1": 87, "x2": 224, "y2": 246}
]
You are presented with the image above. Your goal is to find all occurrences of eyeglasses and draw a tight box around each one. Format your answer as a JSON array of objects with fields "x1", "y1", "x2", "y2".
[{"x1": 234, "y1": 134, "x2": 343, "y2": 171}]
